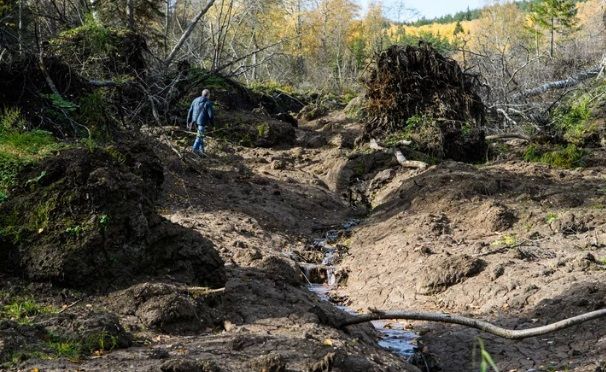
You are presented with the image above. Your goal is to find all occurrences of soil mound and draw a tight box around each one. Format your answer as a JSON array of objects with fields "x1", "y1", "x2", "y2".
[
  {"x1": 0, "y1": 138, "x2": 225, "y2": 289},
  {"x1": 364, "y1": 44, "x2": 486, "y2": 162}
]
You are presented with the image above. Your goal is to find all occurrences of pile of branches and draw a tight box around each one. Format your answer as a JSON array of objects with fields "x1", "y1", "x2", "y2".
[{"x1": 364, "y1": 43, "x2": 487, "y2": 161}]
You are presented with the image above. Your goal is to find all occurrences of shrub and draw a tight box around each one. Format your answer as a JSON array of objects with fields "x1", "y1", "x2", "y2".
[{"x1": 524, "y1": 144, "x2": 586, "y2": 168}]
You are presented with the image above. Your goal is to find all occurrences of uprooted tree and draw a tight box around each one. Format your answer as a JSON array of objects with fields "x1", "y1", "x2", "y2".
[{"x1": 363, "y1": 43, "x2": 487, "y2": 162}]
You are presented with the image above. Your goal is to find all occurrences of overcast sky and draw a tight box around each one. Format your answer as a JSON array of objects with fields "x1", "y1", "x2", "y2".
[{"x1": 356, "y1": 0, "x2": 487, "y2": 21}]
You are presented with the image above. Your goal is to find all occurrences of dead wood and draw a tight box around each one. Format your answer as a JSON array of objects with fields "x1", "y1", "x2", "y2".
[
  {"x1": 512, "y1": 58, "x2": 605, "y2": 100},
  {"x1": 369, "y1": 139, "x2": 428, "y2": 169},
  {"x1": 340, "y1": 308, "x2": 606, "y2": 340}
]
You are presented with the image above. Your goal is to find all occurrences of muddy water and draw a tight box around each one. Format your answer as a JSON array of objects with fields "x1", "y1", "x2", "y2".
[{"x1": 304, "y1": 220, "x2": 418, "y2": 358}]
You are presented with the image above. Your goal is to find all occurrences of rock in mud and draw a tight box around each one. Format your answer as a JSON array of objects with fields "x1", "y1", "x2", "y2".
[
  {"x1": 256, "y1": 256, "x2": 305, "y2": 286},
  {"x1": 109, "y1": 283, "x2": 221, "y2": 333},
  {"x1": 256, "y1": 121, "x2": 296, "y2": 148},
  {"x1": 248, "y1": 352, "x2": 286, "y2": 372},
  {"x1": 0, "y1": 320, "x2": 46, "y2": 362},
  {"x1": 0, "y1": 139, "x2": 225, "y2": 289},
  {"x1": 416, "y1": 255, "x2": 485, "y2": 295},
  {"x1": 160, "y1": 358, "x2": 220, "y2": 372},
  {"x1": 44, "y1": 311, "x2": 132, "y2": 350},
  {"x1": 472, "y1": 202, "x2": 517, "y2": 232}
]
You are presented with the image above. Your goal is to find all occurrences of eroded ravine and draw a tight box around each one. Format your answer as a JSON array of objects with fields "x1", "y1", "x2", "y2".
[{"x1": 300, "y1": 219, "x2": 419, "y2": 359}]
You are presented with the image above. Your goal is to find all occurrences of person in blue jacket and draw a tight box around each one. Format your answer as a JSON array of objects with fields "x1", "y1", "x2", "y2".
[{"x1": 187, "y1": 89, "x2": 214, "y2": 155}]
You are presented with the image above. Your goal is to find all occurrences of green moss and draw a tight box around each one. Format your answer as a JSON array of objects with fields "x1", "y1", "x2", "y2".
[
  {"x1": 256, "y1": 122, "x2": 269, "y2": 138},
  {"x1": 249, "y1": 81, "x2": 295, "y2": 94},
  {"x1": 524, "y1": 144, "x2": 587, "y2": 168}
]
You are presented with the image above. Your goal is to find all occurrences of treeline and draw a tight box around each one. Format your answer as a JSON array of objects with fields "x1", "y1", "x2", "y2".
[{"x1": 0, "y1": 0, "x2": 603, "y2": 96}]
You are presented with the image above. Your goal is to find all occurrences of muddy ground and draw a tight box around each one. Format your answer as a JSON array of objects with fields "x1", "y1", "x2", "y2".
[{"x1": 2, "y1": 107, "x2": 605, "y2": 371}]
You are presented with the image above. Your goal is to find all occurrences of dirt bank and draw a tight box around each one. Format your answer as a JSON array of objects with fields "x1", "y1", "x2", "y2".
[
  {"x1": 1, "y1": 113, "x2": 420, "y2": 371},
  {"x1": 338, "y1": 155, "x2": 606, "y2": 370}
]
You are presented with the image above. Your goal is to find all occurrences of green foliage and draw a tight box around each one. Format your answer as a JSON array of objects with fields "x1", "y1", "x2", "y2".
[
  {"x1": 491, "y1": 234, "x2": 517, "y2": 248},
  {"x1": 409, "y1": 6, "x2": 482, "y2": 26},
  {"x1": 384, "y1": 114, "x2": 430, "y2": 146},
  {"x1": 397, "y1": 31, "x2": 458, "y2": 55},
  {"x1": 0, "y1": 126, "x2": 61, "y2": 195},
  {"x1": 189, "y1": 67, "x2": 230, "y2": 89},
  {"x1": 524, "y1": 144, "x2": 587, "y2": 168},
  {"x1": 249, "y1": 81, "x2": 295, "y2": 94},
  {"x1": 45, "y1": 93, "x2": 78, "y2": 112},
  {"x1": 256, "y1": 122, "x2": 270, "y2": 138},
  {"x1": 46, "y1": 338, "x2": 81, "y2": 361},
  {"x1": 553, "y1": 88, "x2": 603, "y2": 146},
  {"x1": 545, "y1": 212, "x2": 558, "y2": 224},
  {"x1": 0, "y1": 107, "x2": 27, "y2": 132},
  {"x1": 476, "y1": 338, "x2": 500, "y2": 372},
  {"x1": 65, "y1": 225, "x2": 84, "y2": 238},
  {"x1": 530, "y1": 0, "x2": 578, "y2": 32},
  {"x1": 99, "y1": 214, "x2": 110, "y2": 234},
  {"x1": 59, "y1": 15, "x2": 116, "y2": 55},
  {"x1": 0, "y1": 191, "x2": 6, "y2": 203},
  {"x1": 1, "y1": 297, "x2": 57, "y2": 325}
]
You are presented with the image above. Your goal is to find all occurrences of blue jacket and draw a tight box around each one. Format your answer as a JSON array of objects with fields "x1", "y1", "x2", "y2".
[{"x1": 187, "y1": 97, "x2": 214, "y2": 126}]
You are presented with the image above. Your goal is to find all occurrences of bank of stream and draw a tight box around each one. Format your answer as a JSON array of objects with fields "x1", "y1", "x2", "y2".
[{"x1": 301, "y1": 219, "x2": 419, "y2": 360}]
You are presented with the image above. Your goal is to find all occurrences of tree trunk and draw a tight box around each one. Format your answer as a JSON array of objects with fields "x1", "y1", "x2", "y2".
[
  {"x1": 164, "y1": 0, "x2": 216, "y2": 67},
  {"x1": 89, "y1": 0, "x2": 99, "y2": 22},
  {"x1": 164, "y1": 0, "x2": 170, "y2": 57},
  {"x1": 18, "y1": 0, "x2": 23, "y2": 55},
  {"x1": 126, "y1": 0, "x2": 135, "y2": 31},
  {"x1": 550, "y1": 16, "x2": 554, "y2": 58}
]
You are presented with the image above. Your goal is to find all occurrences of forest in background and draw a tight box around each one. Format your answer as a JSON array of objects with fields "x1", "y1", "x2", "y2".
[{"x1": 1, "y1": 0, "x2": 603, "y2": 91}]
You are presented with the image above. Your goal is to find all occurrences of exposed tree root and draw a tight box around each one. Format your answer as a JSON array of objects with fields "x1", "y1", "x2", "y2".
[{"x1": 339, "y1": 308, "x2": 606, "y2": 340}]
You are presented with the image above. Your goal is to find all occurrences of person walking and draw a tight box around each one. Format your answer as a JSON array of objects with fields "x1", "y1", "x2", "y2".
[{"x1": 187, "y1": 89, "x2": 214, "y2": 156}]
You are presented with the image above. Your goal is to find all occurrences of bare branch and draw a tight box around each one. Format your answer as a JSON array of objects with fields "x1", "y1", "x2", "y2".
[
  {"x1": 164, "y1": 0, "x2": 216, "y2": 67},
  {"x1": 340, "y1": 308, "x2": 606, "y2": 340}
]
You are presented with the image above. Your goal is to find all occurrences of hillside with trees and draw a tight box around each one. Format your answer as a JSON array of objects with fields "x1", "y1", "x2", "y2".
[{"x1": 1, "y1": 0, "x2": 606, "y2": 371}]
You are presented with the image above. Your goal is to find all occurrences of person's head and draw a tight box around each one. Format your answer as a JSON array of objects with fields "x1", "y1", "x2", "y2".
[{"x1": 202, "y1": 89, "x2": 210, "y2": 98}]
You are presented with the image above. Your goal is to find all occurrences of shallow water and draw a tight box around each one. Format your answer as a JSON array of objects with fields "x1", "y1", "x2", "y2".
[{"x1": 306, "y1": 219, "x2": 418, "y2": 358}]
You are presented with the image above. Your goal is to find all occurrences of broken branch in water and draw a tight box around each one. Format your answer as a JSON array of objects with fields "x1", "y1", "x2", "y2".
[{"x1": 339, "y1": 308, "x2": 606, "y2": 340}]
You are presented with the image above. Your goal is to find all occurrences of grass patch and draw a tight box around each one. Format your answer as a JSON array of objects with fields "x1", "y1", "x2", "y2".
[
  {"x1": 0, "y1": 108, "x2": 63, "y2": 195},
  {"x1": 46, "y1": 338, "x2": 82, "y2": 361},
  {"x1": 491, "y1": 234, "x2": 517, "y2": 248},
  {"x1": 1, "y1": 297, "x2": 57, "y2": 325},
  {"x1": 545, "y1": 212, "x2": 558, "y2": 224},
  {"x1": 523, "y1": 144, "x2": 587, "y2": 169}
]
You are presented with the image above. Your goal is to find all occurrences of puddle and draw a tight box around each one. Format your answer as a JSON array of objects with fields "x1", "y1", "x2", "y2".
[{"x1": 305, "y1": 219, "x2": 418, "y2": 358}]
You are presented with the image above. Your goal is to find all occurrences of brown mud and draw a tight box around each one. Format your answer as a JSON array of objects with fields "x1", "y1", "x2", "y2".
[{"x1": 1, "y1": 107, "x2": 605, "y2": 371}]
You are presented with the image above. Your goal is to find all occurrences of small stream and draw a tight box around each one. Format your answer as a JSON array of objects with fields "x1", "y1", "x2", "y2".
[{"x1": 303, "y1": 219, "x2": 418, "y2": 358}]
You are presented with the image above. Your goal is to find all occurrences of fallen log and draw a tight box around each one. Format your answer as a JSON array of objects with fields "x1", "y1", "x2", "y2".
[
  {"x1": 512, "y1": 60, "x2": 605, "y2": 100},
  {"x1": 369, "y1": 139, "x2": 428, "y2": 169},
  {"x1": 395, "y1": 150, "x2": 428, "y2": 169},
  {"x1": 485, "y1": 133, "x2": 531, "y2": 141},
  {"x1": 339, "y1": 308, "x2": 606, "y2": 340}
]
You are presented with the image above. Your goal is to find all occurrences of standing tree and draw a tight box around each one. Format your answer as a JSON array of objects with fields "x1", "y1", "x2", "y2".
[{"x1": 530, "y1": 0, "x2": 578, "y2": 57}]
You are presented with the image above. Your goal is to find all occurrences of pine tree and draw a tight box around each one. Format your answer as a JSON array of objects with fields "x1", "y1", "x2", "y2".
[{"x1": 530, "y1": 0, "x2": 578, "y2": 57}]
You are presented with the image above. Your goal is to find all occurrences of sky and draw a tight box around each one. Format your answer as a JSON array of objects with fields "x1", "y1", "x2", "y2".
[{"x1": 356, "y1": 0, "x2": 487, "y2": 22}]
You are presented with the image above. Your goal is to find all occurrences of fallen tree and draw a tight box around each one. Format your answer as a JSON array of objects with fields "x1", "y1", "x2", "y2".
[
  {"x1": 512, "y1": 56, "x2": 606, "y2": 100},
  {"x1": 340, "y1": 308, "x2": 606, "y2": 340},
  {"x1": 363, "y1": 43, "x2": 487, "y2": 162}
]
